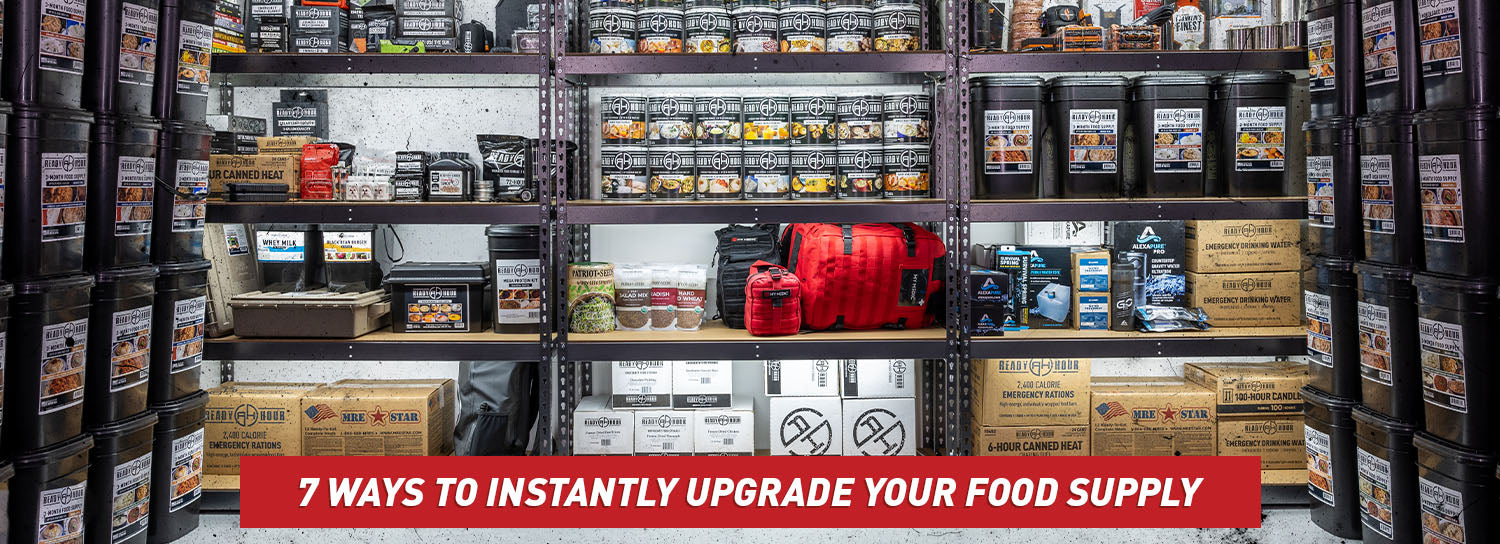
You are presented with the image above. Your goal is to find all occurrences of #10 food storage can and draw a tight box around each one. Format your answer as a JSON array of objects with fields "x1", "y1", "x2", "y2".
[
  {"x1": 601, "y1": 95, "x2": 647, "y2": 144},
  {"x1": 882, "y1": 144, "x2": 929, "y2": 198},
  {"x1": 826, "y1": 6, "x2": 872, "y2": 52},
  {"x1": 1413, "y1": 106, "x2": 1495, "y2": 278},
  {"x1": 1413, "y1": 431, "x2": 1498, "y2": 544},
  {"x1": 731, "y1": 6, "x2": 778, "y2": 52},
  {"x1": 882, "y1": 92, "x2": 930, "y2": 143},
  {"x1": 779, "y1": 6, "x2": 826, "y2": 51},
  {"x1": 835, "y1": 94, "x2": 882, "y2": 144},
  {"x1": 588, "y1": 7, "x2": 638, "y2": 54},
  {"x1": 647, "y1": 96, "x2": 694, "y2": 145},
  {"x1": 872, "y1": 5, "x2": 920, "y2": 51},
  {"x1": 1303, "y1": 384, "x2": 1363, "y2": 540},
  {"x1": 789, "y1": 95, "x2": 835, "y2": 145},
  {"x1": 695, "y1": 146, "x2": 744, "y2": 199},
  {"x1": 694, "y1": 96, "x2": 742, "y2": 143},
  {"x1": 600, "y1": 146, "x2": 649, "y2": 199},
  {"x1": 684, "y1": 7, "x2": 731, "y2": 53},
  {"x1": 1355, "y1": 262, "x2": 1420, "y2": 422},
  {"x1": 837, "y1": 144, "x2": 882, "y2": 198},
  {"x1": 742, "y1": 96, "x2": 789, "y2": 145},
  {"x1": 1305, "y1": 255, "x2": 1360, "y2": 399},
  {"x1": 649, "y1": 147, "x2": 695, "y2": 200},
  {"x1": 743, "y1": 146, "x2": 790, "y2": 199},
  {"x1": 637, "y1": 7, "x2": 685, "y2": 53},
  {"x1": 790, "y1": 146, "x2": 836, "y2": 198},
  {"x1": 1412, "y1": 272, "x2": 1497, "y2": 450}
]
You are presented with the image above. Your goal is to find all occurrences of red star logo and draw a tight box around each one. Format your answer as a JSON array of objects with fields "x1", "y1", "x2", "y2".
[
  {"x1": 1160, "y1": 405, "x2": 1179, "y2": 422},
  {"x1": 369, "y1": 406, "x2": 388, "y2": 426}
]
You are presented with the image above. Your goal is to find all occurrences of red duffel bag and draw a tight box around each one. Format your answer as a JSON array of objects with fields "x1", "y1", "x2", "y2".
[
  {"x1": 781, "y1": 223, "x2": 946, "y2": 330},
  {"x1": 744, "y1": 260, "x2": 802, "y2": 336}
]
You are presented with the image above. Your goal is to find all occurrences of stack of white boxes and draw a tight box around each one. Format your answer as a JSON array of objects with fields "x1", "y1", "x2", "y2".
[
  {"x1": 765, "y1": 359, "x2": 917, "y2": 456},
  {"x1": 575, "y1": 361, "x2": 752, "y2": 456}
]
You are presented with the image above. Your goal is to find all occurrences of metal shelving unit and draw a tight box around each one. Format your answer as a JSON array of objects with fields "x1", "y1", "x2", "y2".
[
  {"x1": 205, "y1": 202, "x2": 543, "y2": 224},
  {"x1": 560, "y1": 52, "x2": 948, "y2": 75},
  {"x1": 205, "y1": 332, "x2": 543, "y2": 361},
  {"x1": 564, "y1": 199, "x2": 949, "y2": 224},
  {"x1": 212, "y1": 52, "x2": 543, "y2": 74},
  {"x1": 969, "y1": 197, "x2": 1305, "y2": 222},
  {"x1": 967, "y1": 49, "x2": 1309, "y2": 73}
]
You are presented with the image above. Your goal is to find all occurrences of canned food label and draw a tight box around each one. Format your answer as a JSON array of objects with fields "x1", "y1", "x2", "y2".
[
  {"x1": 872, "y1": 8, "x2": 921, "y2": 51},
  {"x1": 744, "y1": 98, "x2": 789, "y2": 143},
  {"x1": 1418, "y1": 0, "x2": 1462, "y2": 77},
  {"x1": 36, "y1": 481, "x2": 86, "y2": 543},
  {"x1": 836, "y1": 98, "x2": 883, "y2": 142},
  {"x1": 1419, "y1": 477, "x2": 1467, "y2": 544},
  {"x1": 1307, "y1": 155, "x2": 1335, "y2": 229},
  {"x1": 1360, "y1": 154, "x2": 1395, "y2": 234},
  {"x1": 39, "y1": 0, "x2": 87, "y2": 75},
  {"x1": 744, "y1": 149, "x2": 789, "y2": 194},
  {"x1": 826, "y1": 9, "x2": 872, "y2": 52},
  {"x1": 323, "y1": 231, "x2": 373, "y2": 262},
  {"x1": 428, "y1": 170, "x2": 465, "y2": 197},
  {"x1": 494, "y1": 259, "x2": 542, "y2": 325},
  {"x1": 983, "y1": 109, "x2": 1034, "y2": 174},
  {"x1": 1305, "y1": 290, "x2": 1333, "y2": 367},
  {"x1": 685, "y1": 9, "x2": 731, "y2": 53},
  {"x1": 118, "y1": 3, "x2": 158, "y2": 87},
  {"x1": 41, "y1": 152, "x2": 88, "y2": 243},
  {"x1": 638, "y1": 11, "x2": 685, "y2": 53},
  {"x1": 1233, "y1": 106, "x2": 1285, "y2": 171},
  {"x1": 1307, "y1": 16, "x2": 1336, "y2": 93},
  {"x1": 883, "y1": 147, "x2": 930, "y2": 195},
  {"x1": 883, "y1": 95, "x2": 931, "y2": 142},
  {"x1": 1361, "y1": 2, "x2": 1399, "y2": 86},
  {"x1": 39, "y1": 318, "x2": 87, "y2": 414},
  {"x1": 602, "y1": 96, "x2": 647, "y2": 142},
  {"x1": 1419, "y1": 154, "x2": 1463, "y2": 243},
  {"x1": 695, "y1": 97, "x2": 742, "y2": 141},
  {"x1": 1305, "y1": 424, "x2": 1335, "y2": 506},
  {"x1": 780, "y1": 9, "x2": 827, "y2": 52},
  {"x1": 223, "y1": 224, "x2": 250, "y2": 256},
  {"x1": 696, "y1": 149, "x2": 743, "y2": 195},
  {"x1": 790, "y1": 97, "x2": 836, "y2": 144},
  {"x1": 602, "y1": 148, "x2": 649, "y2": 197},
  {"x1": 108, "y1": 305, "x2": 152, "y2": 393},
  {"x1": 1067, "y1": 109, "x2": 1118, "y2": 173},
  {"x1": 1151, "y1": 108, "x2": 1204, "y2": 173},
  {"x1": 116, "y1": 155, "x2": 155, "y2": 236},
  {"x1": 177, "y1": 20, "x2": 213, "y2": 97},
  {"x1": 838, "y1": 148, "x2": 883, "y2": 195},
  {"x1": 1356, "y1": 447, "x2": 1394, "y2": 539},
  {"x1": 649, "y1": 150, "x2": 694, "y2": 196},
  {"x1": 169, "y1": 428, "x2": 205, "y2": 512},
  {"x1": 172, "y1": 295, "x2": 206, "y2": 375},
  {"x1": 111, "y1": 453, "x2": 152, "y2": 543},
  {"x1": 1419, "y1": 317, "x2": 1466, "y2": 414},
  {"x1": 648, "y1": 98, "x2": 694, "y2": 143},
  {"x1": 589, "y1": 11, "x2": 637, "y2": 54},
  {"x1": 173, "y1": 159, "x2": 209, "y2": 233},
  {"x1": 403, "y1": 284, "x2": 472, "y2": 331},
  {"x1": 1357, "y1": 301, "x2": 1393, "y2": 386},
  {"x1": 732, "y1": 10, "x2": 778, "y2": 52},
  {"x1": 790, "y1": 149, "x2": 836, "y2": 196},
  {"x1": 256, "y1": 230, "x2": 306, "y2": 262}
]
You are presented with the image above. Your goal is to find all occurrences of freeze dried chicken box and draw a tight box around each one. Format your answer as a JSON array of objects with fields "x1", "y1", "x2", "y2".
[
  {"x1": 301, "y1": 379, "x2": 456, "y2": 456},
  {"x1": 205, "y1": 382, "x2": 323, "y2": 474}
]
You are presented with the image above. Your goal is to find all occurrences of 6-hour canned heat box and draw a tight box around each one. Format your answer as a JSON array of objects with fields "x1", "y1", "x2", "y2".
[
  {"x1": 611, "y1": 361, "x2": 671, "y2": 408},
  {"x1": 971, "y1": 425, "x2": 1090, "y2": 457}
]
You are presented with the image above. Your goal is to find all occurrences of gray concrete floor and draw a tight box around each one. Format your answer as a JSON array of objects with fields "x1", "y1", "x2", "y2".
[{"x1": 181, "y1": 508, "x2": 1359, "y2": 543}]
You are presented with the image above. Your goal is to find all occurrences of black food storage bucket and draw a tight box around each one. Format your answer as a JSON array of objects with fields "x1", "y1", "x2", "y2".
[
  {"x1": 151, "y1": 121, "x2": 211, "y2": 264},
  {"x1": 1210, "y1": 72, "x2": 1293, "y2": 197},
  {"x1": 1, "y1": 0, "x2": 89, "y2": 108},
  {"x1": 1360, "y1": 0, "x2": 1422, "y2": 113},
  {"x1": 385, "y1": 262, "x2": 492, "y2": 334},
  {"x1": 320, "y1": 223, "x2": 379, "y2": 293},
  {"x1": 87, "y1": 115, "x2": 161, "y2": 271},
  {"x1": 1413, "y1": 107, "x2": 1495, "y2": 278},
  {"x1": 1302, "y1": 385, "x2": 1362, "y2": 539},
  {"x1": 487, "y1": 225, "x2": 541, "y2": 334},
  {"x1": 972, "y1": 76, "x2": 1044, "y2": 199},
  {"x1": 5, "y1": 105, "x2": 94, "y2": 280},
  {"x1": 149, "y1": 259, "x2": 208, "y2": 404},
  {"x1": 82, "y1": 0, "x2": 124, "y2": 114},
  {"x1": 1048, "y1": 76, "x2": 1127, "y2": 198},
  {"x1": 1306, "y1": 0, "x2": 1365, "y2": 118},
  {"x1": 1413, "y1": 272, "x2": 1497, "y2": 450},
  {"x1": 86, "y1": 264, "x2": 157, "y2": 426},
  {"x1": 1357, "y1": 111, "x2": 1421, "y2": 266},
  {"x1": 1351, "y1": 405, "x2": 1420, "y2": 544},
  {"x1": 0, "y1": 102, "x2": 8, "y2": 278},
  {"x1": 113, "y1": 0, "x2": 163, "y2": 117},
  {"x1": 1355, "y1": 262, "x2": 1420, "y2": 421},
  {"x1": 86, "y1": 410, "x2": 157, "y2": 544},
  {"x1": 0, "y1": 283, "x2": 9, "y2": 440},
  {"x1": 6, "y1": 274, "x2": 94, "y2": 452},
  {"x1": 255, "y1": 224, "x2": 323, "y2": 292},
  {"x1": 1419, "y1": 0, "x2": 1493, "y2": 109},
  {"x1": 1131, "y1": 74, "x2": 1208, "y2": 198},
  {"x1": 1303, "y1": 116, "x2": 1362, "y2": 258},
  {"x1": 7, "y1": 435, "x2": 94, "y2": 544},
  {"x1": 148, "y1": 389, "x2": 206, "y2": 544},
  {"x1": 1305, "y1": 256, "x2": 1359, "y2": 399},
  {"x1": 1414, "y1": 432, "x2": 1498, "y2": 544},
  {"x1": 152, "y1": 0, "x2": 212, "y2": 122}
]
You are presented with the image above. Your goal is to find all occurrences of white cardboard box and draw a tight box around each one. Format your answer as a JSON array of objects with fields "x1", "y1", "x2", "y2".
[
  {"x1": 841, "y1": 359, "x2": 917, "y2": 398},
  {"x1": 692, "y1": 397, "x2": 755, "y2": 456},
  {"x1": 672, "y1": 360, "x2": 734, "y2": 408},
  {"x1": 1021, "y1": 221, "x2": 1105, "y2": 246},
  {"x1": 573, "y1": 396, "x2": 634, "y2": 455},
  {"x1": 611, "y1": 361, "x2": 671, "y2": 409},
  {"x1": 633, "y1": 410, "x2": 695, "y2": 455},
  {"x1": 768, "y1": 396, "x2": 843, "y2": 455},
  {"x1": 764, "y1": 360, "x2": 841, "y2": 396},
  {"x1": 842, "y1": 398, "x2": 917, "y2": 456}
]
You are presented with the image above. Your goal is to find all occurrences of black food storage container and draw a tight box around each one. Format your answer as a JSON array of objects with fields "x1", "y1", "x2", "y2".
[
  {"x1": 87, "y1": 115, "x2": 161, "y2": 271},
  {"x1": 6, "y1": 273, "x2": 94, "y2": 452},
  {"x1": 114, "y1": 0, "x2": 163, "y2": 117},
  {"x1": 385, "y1": 262, "x2": 493, "y2": 333},
  {"x1": 1131, "y1": 74, "x2": 1209, "y2": 197},
  {"x1": 149, "y1": 259, "x2": 208, "y2": 404},
  {"x1": 1306, "y1": 0, "x2": 1365, "y2": 118},
  {"x1": 1418, "y1": 0, "x2": 1493, "y2": 109},
  {"x1": 1302, "y1": 384, "x2": 1362, "y2": 539},
  {"x1": 1355, "y1": 261, "x2": 1419, "y2": 421},
  {"x1": 1413, "y1": 432, "x2": 1498, "y2": 544},
  {"x1": 1304, "y1": 255, "x2": 1359, "y2": 399},
  {"x1": 319, "y1": 223, "x2": 380, "y2": 293},
  {"x1": 7, "y1": 435, "x2": 94, "y2": 544},
  {"x1": 1303, "y1": 116, "x2": 1362, "y2": 258},
  {"x1": 0, "y1": 102, "x2": 8, "y2": 277},
  {"x1": 0, "y1": 283, "x2": 9, "y2": 440},
  {"x1": 2, "y1": 0, "x2": 89, "y2": 108},
  {"x1": 1357, "y1": 111, "x2": 1421, "y2": 266},
  {"x1": 147, "y1": 389, "x2": 206, "y2": 544},
  {"x1": 86, "y1": 264, "x2": 156, "y2": 426},
  {"x1": 152, "y1": 0, "x2": 213, "y2": 122},
  {"x1": 85, "y1": 410, "x2": 157, "y2": 544},
  {"x1": 1048, "y1": 75, "x2": 1127, "y2": 198},
  {"x1": 487, "y1": 225, "x2": 541, "y2": 334},
  {"x1": 1210, "y1": 71, "x2": 1293, "y2": 197},
  {"x1": 1351, "y1": 405, "x2": 1419, "y2": 544},
  {"x1": 5, "y1": 105, "x2": 94, "y2": 280},
  {"x1": 1413, "y1": 107, "x2": 1495, "y2": 278},
  {"x1": 971, "y1": 75, "x2": 1044, "y2": 199},
  {"x1": 151, "y1": 121, "x2": 212, "y2": 264},
  {"x1": 254, "y1": 223, "x2": 323, "y2": 292},
  {"x1": 82, "y1": 0, "x2": 126, "y2": 114},
  {"x1": 1412, "y1": 272, "x2": 1497, "y2": 450},
  {"x1": 1359, "y1": 0, "x2": 1422, "y2": 113}
]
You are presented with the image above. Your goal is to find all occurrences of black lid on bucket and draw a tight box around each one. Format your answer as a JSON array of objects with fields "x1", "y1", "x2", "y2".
[
  {"x1": 1302, "y1": 385, "x2": 1357, "y2": 425},
  {"x1": 1049, "y1": 75, "x2": 1130, "y2": 88},
  {"x1": 386, "y1": 262, "x2": 489, "y2": 285},
  {"x1": 1313, "y1": 254, "x2": 1356, "y2": 273},
  {"x1": 1355, "y1": 261, "x2": 1413, "y2": 282},
  {"x1": 96, "y1": 264, "x2": 159, "y2": 284},
  {"x1": 88, "y1": 410, "x2": 159, "y2": 440},
  {"x1": 1213, "y1": 71, "x2": 1295, "y2": 86},
  {"x1": 150, "y1": 390, "x2": 209, "y2": 430},
  {"x1": 1351, "y1": 405, "x2": 1419, "y2": 437},
  {"x1": 13, "y1": 434, "x2": 94, "y2": 468},
  {"x1": 1133, "y1": 74, "x2": 1211, "y2": 87},
  {"x1": 1412, "y1": 272, "x2": 1497, "y2": 296},
  {"x1": 1303, "y1": 115, "x2": 1357, "y2": 132},
  {"x1": 972, "y1": 75, "x2": 1046, "y2": 87},
  {"x1": 1414, "y1": 106, "x2": 1496, "y2": 142},
  {"x1": 486, "y1": 225, "x2": 540, "y2": 237},
  {"x1": 1357, "y1": 110, "x2": 1417, "y2": 128},
  {"x1": 157, "y1": 259, "x2": 212, "y2": 275},
  {"x1": 17, "y1": 274, "x2": 96, "y2": 295},
  {"x1": 1415, "y1": 431, "x2": 1498, "y2": 471}
]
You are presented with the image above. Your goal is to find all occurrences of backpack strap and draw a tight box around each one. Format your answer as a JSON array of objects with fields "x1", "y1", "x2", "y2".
[
  {"x1": 841, "y1": 224, "x2": 854, "y2": 255},
  {"x1": 895, "y1": 223, "x2": 917, "y2": 257}
]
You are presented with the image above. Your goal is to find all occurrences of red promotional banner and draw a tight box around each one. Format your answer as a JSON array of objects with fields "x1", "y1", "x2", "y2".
[{"x1": 240, "y1": 455, "x2": 1263, "y2": 529}]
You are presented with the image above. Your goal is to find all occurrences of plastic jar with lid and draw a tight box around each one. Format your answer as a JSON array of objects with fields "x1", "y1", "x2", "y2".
[
  {"x1": 1131, "y1": 74, "x2": 1209, "y2": 198},
  {"x1": 971, "y1": 75, "x2": 1044, "y2": 199},
  {"x1": 1049, "y1": 75, "x2": 1128, "y2": 198}
]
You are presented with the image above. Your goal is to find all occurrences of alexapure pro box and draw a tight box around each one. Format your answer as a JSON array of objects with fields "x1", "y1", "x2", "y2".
[
  {"x1": 1090, "y1": 377, "x2": 1215, "y2": 456},
  {"x1": 841, "y1": 398, "x2": 917, "y2": 456},
  {"x1": 971, "y1": 425, "x2": 1090, "y2": 457},
  {"x1": 611, "y1": 361, "x2": 671, "y2": 408},
  {"x1": 764, "y1": 360, "x2": 840, "y2": 396},
  {"x1": 768, "y1": 396, "x2": 842, "y2": 455},
  {"x1": 671, "y1": 360, "x2": 733, "y2": 408},
  {"x1": 1186, "y1": 271, "x2": 1302, "y2": 327},
  {"x1": 205, "y1": 382, "x2": 322, "y2": 474},
  {"x1": 971, "y1": 358, "x2": 1091, "y2": 427},
  {"x1": 1185, "y1": 220, "x2": 1302, "y2": 273},
  {"x1": 301, "y1": 379, "x2": 456, "y2": 456},
  {"x1": 573, "y1": 396, "x2": 634, "y2": 455},
  {"x1": 692, "y1": 398, "x2": 755, "y2": 456},
  {"x1": 841, "y1": 359, "x2": 916, "y2": 398}
]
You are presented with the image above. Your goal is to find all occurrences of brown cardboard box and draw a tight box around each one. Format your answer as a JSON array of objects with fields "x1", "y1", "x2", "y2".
[
  {"x1": 1090, "y1": 377, "x2": 1215, "y2": 456},
  {"x1": 1183, "y1": 361, "x2": 1309, "y2": 415},
  {"x1": 210, "y1": 154, "x2": 301, "y2": 195},
  {"x1": 972, "y1": 424, "x2": 1090, "y2": 456},
  {"x1": 205, "y1": 382, "x2": 323, "y2": 474},
  {"x1": 255, "y1": 136, "x2": 320, "y2": 155},
  {"x1": 972, "y1": 359, "x2": 1091, "y2": 427},
  {"x1": 302, "y1": 379, "x2": 456, "y2": 456},
  {"x1": 1185, "y1": 220, "x2": 1302, "y2": 273},
  {"x1": 1186, "y1": 271, "x2": 1302, "y2": 327},
  {"x1": 1217, "y1": 415, "x2": 1306, "y2": 469}
]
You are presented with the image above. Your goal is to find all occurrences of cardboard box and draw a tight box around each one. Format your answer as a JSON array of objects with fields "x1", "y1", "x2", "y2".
[
  {"x1": 1015, "y1": 246, "x2": 1073, "y2": 329},
  {"x1": 763, "y1": 360, "x2": 840, "y2": 396},
  {"x1": 842, "y1": 398, "x2": 916, "y2": 455},
  {"x1": 692, "y1": 398, "x2": 754, "y2": 456},
  {"x1": 1183, "y1": 361, "x2": 1309, "y2": 415},
  {"x1": 671, "y1": 360, "x2": 732, "y2": 408},
  {"x1": 1021, "y1": 221, "x2": 1105, "y2": 246},
  {"x1": 1185, "y1": 220, "x2": 1302, "y2": 273},
  {"x1": 633, "y1": 410, "x2": 694, "y2": 455},
  {"x1": 256, "y1": 136, "x2": 319, "y2": 155},
  {"x1": 768, "y1": 396, "x2": 842, "y2": 455},
  {"x1": 1217, "y1": 415, "x2": 1305, "y2": 469},
  {"x1": 841, "y1": 359, "x2": 916, "y2": 398},
  {"x1": 1090, "y1": 377, "x2": 1215, "y2": 456},
  {"x1": 1109, "y1": 220, "x2": 1186, "y2": 308},
  {"x1": 1186, "y1": 271, "x2": 1302, "y2": 327},
  {"x1": 573, "y1": 396, "x2": 633, "y2": 455},
  {"x1": 972, "y1": 358, "x2": 1091, "y2": 427},
  {"x1": 301, "y1": 379, "x2": 456, "y2": 456},
  {"x1": 1072, "y1": 249, "x2": 1110, "y2": 330},
  {"x1": 611, "y1": 361, "x2": 671, "y2": 409},
  {"x1": 210, "y1": 154, "x2": 300, "y2": 195},
  {"x1": 205, "y1": 382, "x2": 322, "y2": 474},
  {"x1": 971, "y1": 424, "x2": 1090, "y2": 456},
  {"x1": 1076, "y1": 293, "x2": 1109, "y2": 330}
]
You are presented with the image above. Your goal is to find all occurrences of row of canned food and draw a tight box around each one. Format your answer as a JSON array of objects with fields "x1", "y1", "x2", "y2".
[
  {"x1": 599, "y1": 144, "x2": 930, "y2": 199},
  {"x1": 588, "y1": 3, "x2": 924, "y2": 54},
  {"x1": 601, "y1": 93, "x2": 931, "y2": 146}
]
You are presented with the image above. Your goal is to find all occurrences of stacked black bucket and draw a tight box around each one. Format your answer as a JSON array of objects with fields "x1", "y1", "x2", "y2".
[
  {"x1": 1302, "y1": 0, "x2": 1499, "y2": 541},
  {"x1": 1, "y1": 0, "x2": 211, "y2": 541}
]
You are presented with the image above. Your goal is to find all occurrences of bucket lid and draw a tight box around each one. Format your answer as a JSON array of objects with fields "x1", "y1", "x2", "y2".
[
  {"x1": 0, "y1": 461, "x2": 13, "y2": 483},
  {"x1": 118, "y1": 114, "x2": 163, "y2": 131},
  {"x1": 1313, "y1": 254, "x2": 1355, "y2": 272},
  {"x1": 0, "y1": 282, "x2": 12, "y2": 299},
  {"x1": 486, "y1": 225, "x2": 541, "y2": 237},
  {"x1": 17, "y1": 274, "x2": 95, "y2": 294},
  {"x1": 12, "y1": 434, "x2": 95, "y2": 468},
  {"x1": 1133, "y1": 74, "x2": 1211, "y2": 87},
  {"x1": 320, "y1": 223, "x2": 376, "y2": 232},
  {"x1": 385, "y1": 262, "x2": 488, "y2": 284},
  {"x1": 1351, "y1": 405, "x2": 1419, "y2": 436},
  {"x1": 164, "y1": 120, "x2": 215, "y2": 136},
  {"x1": 11, "y1": 104, "x2": 94, "y2": 124},
  {"x1": 1414, "y1": 431, "x2": 1498, "y2": 468},
  {"x1": 1048, "y1": 75, "x2": 1129, "y2": 87},
  {"x1": 1357, "y1": 110, "x2": 1417, "y2": 128},
  {"x1": 1413, "y1": 105, "x2": 1498, "y2": 125},
  {"x1": 157, "y1": 259, "x2": 212, "y2": 275},
  {"x1": 1355, "y1": 261, "x2": 1413, "y2": 282},
  {"x1": 0, "y1": 100, "x2": 11, "y2": 115},
  {"x1": 1212, "y1": 71, "x2": 1294, "y2": 85},
  {"x1": 1413, "y1": 272, "x2": 1498, "y2": 296},
  {"x1": 1301, "y1": 384, "x2": 1357, "y2": 410},
  {"x1": 1302, "y1": 116, "x2": 1356, "y2": 131},
  {"x1": 87, "y1": 410, "x2": 159, "y2": 439},
  {"x1": 972, "y1": 75, "x2": 1046, "y2": 87},
  {"x1": 150, "y1": 389, "x2": 210, "y2": 426},
  {"x1": 96, "y1": 264, "x2": 159, "y2": 283}
]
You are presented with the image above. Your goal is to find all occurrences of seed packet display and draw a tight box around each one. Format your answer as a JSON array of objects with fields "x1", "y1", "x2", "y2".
[
  {"x1": 983, "y1": 109, "x2": 1035, "y2": 175},
  {"x1": 1233, "y1": 106, "x2": 1287, "y2": 172},
  {"x1": 171, "y1": 295, "x2": 207, "y2": 375},
  {"x1": 110, "y1": 306, "x2": 152, "y2": 392},
  {"x1": 111, "y1": 453, "x2": 152, "y2": 542},
  {"x1": 402, "y1": 285, "x2": 474, "y2": 331},
  {"x1": 614, "y1": 264, "x2": 651, "y2": 331},
  {"x1": 1151, "y1": 108, "x2": 1204, "y2": 173},
  {"x1": 41, "y1": 318, "x2": 88, "y2": 414},
  {"x1": 1067, "y1": 109, "x2": 1119, "y2": 173},
  {"x1": 169, "y1": 428, "x2": 205, "y2": 511}
]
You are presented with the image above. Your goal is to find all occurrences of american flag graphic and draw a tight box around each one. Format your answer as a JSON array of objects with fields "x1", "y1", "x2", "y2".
[
  {"x1": 305, "y1": 403, "x2": 336, "y2": 423},
  {"x1": 1096, "y1": 402, "x2": 1128, "y2": 421}
]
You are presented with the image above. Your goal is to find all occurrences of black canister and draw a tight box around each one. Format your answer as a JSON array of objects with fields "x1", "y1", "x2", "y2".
[
  {"x1": 87, "y1": 115, "x2": 160, "y2": 271},
  {"x1": 646, "y1": 96, "x2": 694, "y2": 145},
  {"x1": 789, "y1": 95, "x2": 835, "y2": 145},
  {"x1": 4, "y1": 105, "x2": 93, "y2": 280},
  {"x1": 1413, "y1": 107, "x2": 1495, "y2": 278},
  {"x1": 1418, "y1": 0, "x2": 1493, "y2": 109},
  {"x1": 743, "y1": 146, "x2": 789, "y2": 199},
  {"x1": 319, "y1": 223, "x2": 379, "y2": 293},
  {"x1": 5, "y1": 274, "x2": 93, "y2": 452},
  {"x1": 86, "y1": 264, "x2": 156, "y2": 426},
  {"x1": 2, "y1": 0, "x2": 88, "y2": 108},
  {"x1": 1351, "y1": 405, "x2": 1420, "y2": 544},
  {"x1": 255, "y1": 224, "x2": 323, "y2": 292},
  {"x1": 1210, "y1": 72, "x2": 1293, "y2": 197},
  {"x1": 694, "y1": 146, "x2": 742, "y2": 199},
  {"x1": 834, "y1": 94, "x2": 882, "y2": 145},
  {"x1": 385, "y1": 262, "x2": 493, "y2": 334},
  {"x1": 789, "y1": 146, "x2": 836, "y2": 199},
  {"x1": 112, "y1": 0, "x2": 157, "y2": 114},
  {"x1": 1303, "y1": 385, "x2": 1362, "y2": 539},
  {"x1": 86, "y1": 410, "x2": 157, "y2": 544},
  {"x1": 1360, "y1": 0, "x2": 1422, "y2": 113},
  {"x1": 1306, "y1": 0, "x2": 1365, "y2": 118},
  {"x1": 1357, "y1": 112, "x2": 1421, "y2": 266},
  {"x1": 82, "y1": 0, "x2": 123, "y2": 114},
  {"x1": 147, "y1": 389, "x2": 206, "y2": 544},
  {"x1": 486, "y1": 225, "x2": 542, "y2": 335},
  {"x1": 148, "y1": 259, "x2": 207, "y2": 404},
  {"x1": 599, "y1": 145, "x2": 650, "y2": 200},
  {"x1": 7, "y1": 435, "x2": 93, "y2": 544},
  {"x1": 1303, "y1": 116, "x2": 1362, "y2": 259},
  {"x1": 742, "y1": 96, "x2": 790, "y2": 146},
  {"x1": 971, "y1": 76, "x2": 1044, "y2": 199},
  {"x1": 153, "y1": 0, "x2": 212, "y2": 122},
  {"x1": 1305, "y1": 256, "x2": 1359, "y2": 399},
  {"x1": 1355, "y1": 262, "x2": 1420, "y2": 421},
  {"x1": 694, "y1": 96, "x2": 742, "y2": 143},
  {"x1": 151, "y1": 121, "x2": 211, "y2": 264},
  {"x1": 1049, "y1": 75, "x2": 1128, "y2": 198},
  {"x1": 601, "y1": 95, "x2": 647, "y2": 145},
  {"x1": 1414, "y1": 432, "x2": 1498, "y2": 544},
  {"x1": 649, "y1": 147, "x2": 695, "y2": 200},
  {"x1": 836, "y1": 144, "x2": 882, "y2": 199},
  {"x1": 1131, "y1": 74, "x2": 1209, "y2": 198},
  {"x1": 1412, "y1": 272, "x2": 1497, "y2": 450},
  {"x1": 882, "y1": 92, "x2": 930, "y2": 144}
]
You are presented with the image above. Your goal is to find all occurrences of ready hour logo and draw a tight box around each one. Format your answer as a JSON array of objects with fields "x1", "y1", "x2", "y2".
[
  {"x1": 779, "y1": 407, "x2": 833, "y2": 455},
  {"x1": 852, "y1": 408, "x2": 906, "y2": 455}
]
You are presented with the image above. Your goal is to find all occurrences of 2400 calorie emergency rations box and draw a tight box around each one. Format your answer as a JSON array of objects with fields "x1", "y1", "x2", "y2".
[
  {"x1": 841, "y1": 360, "x2": 916, "y2": 398},
  {"x1": 971, "y1": 358, "x2": 1092, "y2": 427},
  {"x1": 205, "y1": 382, "x2": 323, "y2": 474},
  {"x1": 842, "y1": 398, "x2": 916, "y2": 456},
  {"x1": 692, "y1": 398, "x2": 755, "y2": 456},
  {"x1": 300, "y1": 379, "x2": 456, "y2": 456},
  {"x1": 612, "y1": 361, "x2": 671, "y2": 408},
  {"x1": 764, "y1": 360, "x2": 841, "y2": 396},
  {"x1": 671, "y1": 360, "x2": 733, "y2": 408},
  {"x1": 768, "y1": 396, "x2": 843, "y2": 456},
  {"x1": 573, "y1": 396, "x2": 634, "y2": 455}
]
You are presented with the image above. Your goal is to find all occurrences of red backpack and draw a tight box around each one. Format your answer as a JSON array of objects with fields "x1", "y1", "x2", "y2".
[
  {"x1": 782, "y1": 223, "x2": 946, "y2": 330},
  {"x1": 744, "y1": 260, "x2": 802, "y2": 336}
]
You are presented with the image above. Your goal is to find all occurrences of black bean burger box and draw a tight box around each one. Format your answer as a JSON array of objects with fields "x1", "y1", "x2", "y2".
[{"x1": 384, "y1": 262, "x2": 492, "y2": 333}]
